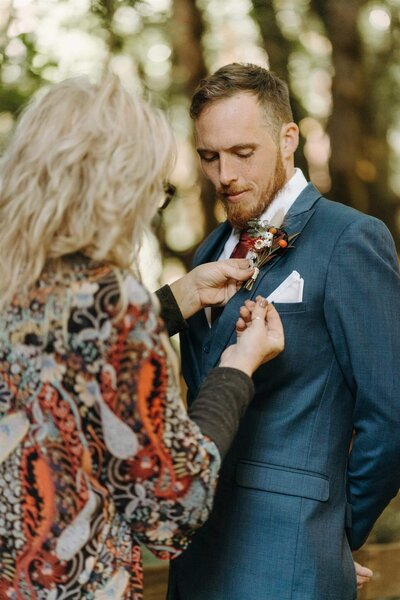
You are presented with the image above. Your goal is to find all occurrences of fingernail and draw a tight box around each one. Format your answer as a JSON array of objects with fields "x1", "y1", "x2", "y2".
[{"x1": 258, "y1": 297, "x2": 268, "y2": 308}]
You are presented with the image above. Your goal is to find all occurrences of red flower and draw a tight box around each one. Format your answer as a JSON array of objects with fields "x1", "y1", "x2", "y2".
[{"x1": 243, "y1": 219, "x2": 299, "y2": 290}]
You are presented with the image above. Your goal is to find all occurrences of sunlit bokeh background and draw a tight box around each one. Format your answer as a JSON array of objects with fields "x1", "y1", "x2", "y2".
[{"x1": 1, "y1": 0, "x2": 400, "y2": 292}]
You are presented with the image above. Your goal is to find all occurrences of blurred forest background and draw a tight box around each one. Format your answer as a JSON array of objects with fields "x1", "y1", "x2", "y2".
[{"x1": 1, "y1": 0, "x2": 400, "y2": 594}]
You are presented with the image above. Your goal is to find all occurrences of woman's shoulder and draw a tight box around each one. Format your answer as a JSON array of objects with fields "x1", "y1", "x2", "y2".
[
  {"x1": 24, "y1": 258, "x2": 160, "y2": 340},
  {"x1": 66, "y1": 262, "x2": 157, "y2": 318}
]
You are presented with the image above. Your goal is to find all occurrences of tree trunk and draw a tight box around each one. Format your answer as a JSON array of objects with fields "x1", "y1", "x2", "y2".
[
  {"x1": 170, "y1": 0, "x2": 207, "y2": 99},
  {"x1": 170, "y1": 0, "x2": 217, "y2": 264},
  {"x1": 312, "y1": 0, "x2": 399, "y2": 245},
  {"x1": 250, "y1": 0, "x2": 309, "y2": 177}
]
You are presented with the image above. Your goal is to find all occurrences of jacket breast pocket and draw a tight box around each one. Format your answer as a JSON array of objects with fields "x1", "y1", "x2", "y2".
[
  {"x1": 272, "y1": 301, "x2": 308, "y2": 314},
  {"x1": 235, "y1": 460, "x2": 329, "y2": 502}
]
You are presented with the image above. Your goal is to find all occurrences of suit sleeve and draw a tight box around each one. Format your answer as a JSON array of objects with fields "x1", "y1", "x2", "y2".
[{"x1": 324, "y1": 215, "x2": 400, "y2": 550}]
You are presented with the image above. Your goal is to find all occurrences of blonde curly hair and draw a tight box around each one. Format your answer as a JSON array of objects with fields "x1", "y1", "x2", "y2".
[{"x1": 0, "y1": 74, "x2": 175, "y2": 307}]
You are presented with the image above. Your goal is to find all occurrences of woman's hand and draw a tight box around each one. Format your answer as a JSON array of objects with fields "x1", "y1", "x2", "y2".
[
  {"x1": 219, "y1": 296, "x2": 284, "y2": 377},
  {"x1": 169, "y1": 259, "x2": 254, "y2": 319}
]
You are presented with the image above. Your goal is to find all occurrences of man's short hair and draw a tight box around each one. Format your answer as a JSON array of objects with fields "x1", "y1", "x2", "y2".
[{"x1": 190, "y1": 63, "x2": 293, "y2": 138}]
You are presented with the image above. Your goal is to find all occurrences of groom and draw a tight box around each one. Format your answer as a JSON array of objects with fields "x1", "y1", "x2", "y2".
[{"x1": 167, "y1": 63, "x2": 400, "y2": 599}]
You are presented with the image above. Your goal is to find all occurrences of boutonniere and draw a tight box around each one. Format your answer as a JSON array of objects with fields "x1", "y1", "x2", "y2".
[{"x1": 244, "y1": 219, "x2": 300, "y2": 290}]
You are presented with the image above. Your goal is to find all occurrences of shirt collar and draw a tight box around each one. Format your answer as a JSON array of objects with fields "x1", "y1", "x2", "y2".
[{"x1": 259, "y1": 168, "x2": 308, "y2": 227}]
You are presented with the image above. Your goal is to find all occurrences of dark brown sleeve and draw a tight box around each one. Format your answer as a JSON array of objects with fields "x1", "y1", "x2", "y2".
[
  {"x1": 155, "y1": 285, "x2": 186, "y2": 336},
  {"x1": 188, "y1": 367, "x2": 255, "y2": 459}
]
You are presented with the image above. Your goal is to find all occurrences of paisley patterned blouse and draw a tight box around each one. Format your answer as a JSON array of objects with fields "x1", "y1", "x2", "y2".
[{"x1": 0, "y1": 259, "x2": 220, "y2": 599}]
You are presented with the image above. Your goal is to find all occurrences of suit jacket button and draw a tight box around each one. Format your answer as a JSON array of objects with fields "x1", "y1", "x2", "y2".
[{"x1": 203, "y1": 343, "x2": 210, "y2": 353}]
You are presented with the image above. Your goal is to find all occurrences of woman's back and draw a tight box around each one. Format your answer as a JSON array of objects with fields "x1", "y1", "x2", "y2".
[{"x1": 0, "y1": 257, "x2": 219, "y2": 599}]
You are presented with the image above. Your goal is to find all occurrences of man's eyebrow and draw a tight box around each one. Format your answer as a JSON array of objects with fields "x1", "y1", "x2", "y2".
[
  {"x1": 196, "y1": 147, "x2": 215, "y2": 154},
  {"x1": 197, "y1": 143, "x2": 258, "y2": 153},
  {"x1": 230, "y1": 143, "x2": 258, "y2": 151}
]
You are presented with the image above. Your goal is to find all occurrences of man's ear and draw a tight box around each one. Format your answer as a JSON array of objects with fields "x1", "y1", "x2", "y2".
[{"x1": 280, "y1": 122, "x2": 299, "y2": 158}]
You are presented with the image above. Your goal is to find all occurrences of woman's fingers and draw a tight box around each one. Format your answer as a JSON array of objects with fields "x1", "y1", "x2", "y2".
[
  {"x1": 236, "y1": 316, "x2": 247, "y2": 333},
  {"x1": 244, "y1": 299, "x2": 256, "y2": 310},
  {"x1": 249, "y1": 296, "x2": 270, "y2": 322},
  {"x1": 239, "y1": 305, "x2": 252, "y2": 323},
  {"x1": 239, "y1": 298, "x2": 270, "y2": 328},
  {"x1": 222, "y1": 296, "x2": 284, "y2": 375},
  {"x1": 218, "y1": 258, "x2": 254, "y2": 281},
  {"x1": 237, "y1": 297, "x2": 284, "y2": 358},
  {"x1": 249, "y1": 297, "x2": 285, "y2": 358}
]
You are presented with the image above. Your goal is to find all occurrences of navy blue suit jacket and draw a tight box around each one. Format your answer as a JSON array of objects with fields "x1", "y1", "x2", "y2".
[{"x1": 168, "y1": 184, "x2": 400, "y2": 599}]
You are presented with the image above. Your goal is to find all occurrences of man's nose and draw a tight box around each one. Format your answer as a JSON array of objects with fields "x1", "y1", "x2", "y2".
[{"x1": 219, "y1": 156, "x2": 237, "y2": 186}]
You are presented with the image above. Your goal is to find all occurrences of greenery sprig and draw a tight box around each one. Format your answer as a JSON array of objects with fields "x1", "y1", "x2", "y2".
[{"x1": 243, "y1": 219, "x2": 300, "y2": 290}]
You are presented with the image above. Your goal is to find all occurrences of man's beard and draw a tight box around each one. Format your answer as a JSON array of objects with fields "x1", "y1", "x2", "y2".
[{"x1": 219, "y1": 152, "x2": 287, "y2": 230}]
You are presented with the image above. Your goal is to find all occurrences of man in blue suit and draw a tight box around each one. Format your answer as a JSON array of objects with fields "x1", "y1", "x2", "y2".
[{"x1": 167, "y1": 63, "x2": 400, "y2": 599}]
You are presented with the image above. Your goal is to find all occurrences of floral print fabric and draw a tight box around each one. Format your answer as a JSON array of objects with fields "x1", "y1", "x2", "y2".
[{"x1": 0, "y1": 259, "x2": 220, "y2": 599}]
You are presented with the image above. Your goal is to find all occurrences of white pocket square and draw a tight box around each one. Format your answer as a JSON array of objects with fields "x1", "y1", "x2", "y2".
[{"x1": 267, "y1": 271, "x2": 304, "y2": 303}]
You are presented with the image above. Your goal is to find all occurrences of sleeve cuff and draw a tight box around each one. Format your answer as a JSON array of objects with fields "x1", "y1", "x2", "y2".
[{"x1": 155, "y1": 285, "x2": 186, "y2": 336}]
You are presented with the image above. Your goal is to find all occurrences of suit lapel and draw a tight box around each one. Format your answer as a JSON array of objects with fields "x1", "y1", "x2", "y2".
[
  {"x1": 207, "y1": 183, "x2": 322, "y2": 368},
  {"x1": 248, "y1": 204, "x2": 318, "y2": 297},
  {"x1": 192, "y1": 221, "x2": 232, "y2": 267}
]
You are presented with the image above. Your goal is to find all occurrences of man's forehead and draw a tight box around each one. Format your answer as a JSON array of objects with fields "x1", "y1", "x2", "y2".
[
  {"x1": 196, "y1": 92, "x2": 262, "y2": 119},
  {"x1": 194, "y1": 116, "x2": 271, "y2": 151}
]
